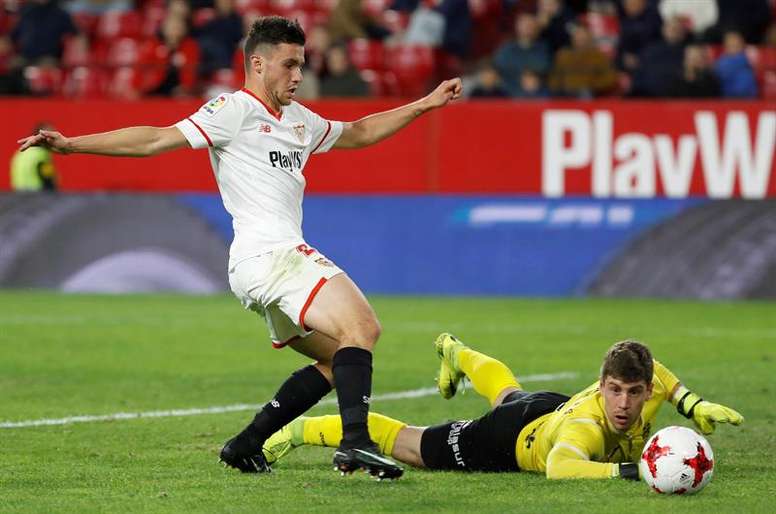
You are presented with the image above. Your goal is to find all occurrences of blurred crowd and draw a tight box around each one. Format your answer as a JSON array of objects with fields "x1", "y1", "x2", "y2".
[{"x1": 0, "y1": 0, "x2": 775, "y2": 100}]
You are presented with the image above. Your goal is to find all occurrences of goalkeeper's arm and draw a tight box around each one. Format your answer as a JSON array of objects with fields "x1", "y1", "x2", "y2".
[
  {"x1": 545, "y1": 444, "x2": 640, "y2": 480},
  {"x1": 653, "y1": 360, "x2": 744, "y2": 435},
  {"x1": 17, "y1": 126, "x2": 190, "y2": 157},
  {"x1": 545, "y1": 422, "x2": 640, "y2": 480}
]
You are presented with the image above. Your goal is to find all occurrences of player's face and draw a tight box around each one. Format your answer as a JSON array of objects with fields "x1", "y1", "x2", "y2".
[
  {"x1": 600, "y1": 376, "x2": 652, "y2": 433},
  {"x1": 260, "y1": 43, "x2": 305, "y2": 107}
]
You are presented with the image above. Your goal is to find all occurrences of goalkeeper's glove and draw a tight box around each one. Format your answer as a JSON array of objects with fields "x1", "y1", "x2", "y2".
[{"x1": 673, "y1": 386, "x2": 744, "y2": 435}]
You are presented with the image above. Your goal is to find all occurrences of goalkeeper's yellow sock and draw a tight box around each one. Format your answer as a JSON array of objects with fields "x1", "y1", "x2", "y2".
[
  {"x1": 302, "y1": 413, "x2": 407, "y2": 455},
  {"x1": 458, "y1": 347, "x2": 521, "y2": 406}
]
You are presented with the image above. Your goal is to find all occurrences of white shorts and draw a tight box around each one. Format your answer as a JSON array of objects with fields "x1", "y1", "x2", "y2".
[{"x1": 229, "y1": 243, "x2": 344, "y2": 348}]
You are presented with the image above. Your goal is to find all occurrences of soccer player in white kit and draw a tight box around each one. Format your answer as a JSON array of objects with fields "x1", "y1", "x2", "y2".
[{"x1": 17, "y1": 16, "x2": 463, "y2": 480}]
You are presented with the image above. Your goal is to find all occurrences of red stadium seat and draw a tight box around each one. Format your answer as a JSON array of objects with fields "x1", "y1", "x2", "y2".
[
  {"x1": 470, "y1": 0, "x2": 503, "y2": 58},
  {"x1": 106, "y1": 38, "x2": 141, "y2": 67},
  {"x1": 62, "y1": 35, "x2": 92, "y2": 67},
  {"x1": 0, "y1": 11, "x2": 17, "y2": 35},
  {"x1": 269, "y1": 0, "x2": 317, "y2": 15},
  {"x1": 232, "y1": 47, "x2": 246, "y2": 85},
  {"x1": 348, "y1": 39, "x2": 386, "y2": 71},
  {"x1": 747, "y1": 46, "x2": 776, "y2": 99},
  {"x1": 96, "y1": 11, "x2": 143, "y2": 40},
  {"x1": 71, "y1": 12, "x2": 100, "y2": 38},
  {"x1": 293, "y1": 0, "x2": 320, "y2": 11},
  {"x1": 434, "y1": 49, "x2": 463, "y2": 79},
  {"x1": 763, "y1": 70, "x2": 776, "y2": 100},
  {"x1": 267, "y1": 0, "x2": 293, "y2": 15},
  {"x1": 360, "y1": 69, "x2": 399, "y2": 97},
  {"x1": 235, "y1": 0, "x2": 271, "y2": 15},
  {"x1": 747, "y1": 46, "x2": 776, "y2": 70},
  {"x1": 210, "y1": 68, "x2": 240, "y2": 90},
  {"x1": 87, "y1": 39, "x2": 111, "y2": 66},
  {"x1": 386, "y1": 45, "x2": 434, "y2": 97},
  {"x1": 706, "y1": 44, "x2": 723, "y2": 62},
  {"x1": 62, "y1": 66, "x2": 109, "y2": 99},
  {"x1": 107, "y1": 66, "x2": 142, "y2": 100},
  {"x1": 23, "y1": 66, "x2": 64, "y2": 96},
  {"x1": 308, "y1": 10, "x2": 329, "y2": 28},
  {"x1": 286, "y1": 10, "x2": 311, "y2": 32},
  {"x1": 758, "y1": 47, "x2": 776, "y2": 68}
]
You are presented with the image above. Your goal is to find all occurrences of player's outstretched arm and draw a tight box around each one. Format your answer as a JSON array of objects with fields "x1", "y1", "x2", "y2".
[
  {"x1": 653, "y1": 361, "x2": 744, "y2": 435},
  {"x1": 334, "y1": 78, "x2": 463, "y2": 149},
  {"x1": 17, "y1": 126, "x2": 190, "y2": 157},
  {"x1": 671, "y1": 385, "x2": 744, "y2": 435}
]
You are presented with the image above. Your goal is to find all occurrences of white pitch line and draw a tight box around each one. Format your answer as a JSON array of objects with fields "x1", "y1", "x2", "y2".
[{"x1": 0, "y1": 371, "x2": 579, "y2": 429}]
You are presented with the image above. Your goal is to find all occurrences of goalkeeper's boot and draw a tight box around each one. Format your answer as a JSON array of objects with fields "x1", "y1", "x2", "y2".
[
  {"x1": 219, "y1": 430, "x2": 271, "y2": 473},
  {"x1": 434, "y1": 332, "x2": 467, "y2": 399},
  {"x1": 262, "y1": 417, "x2": 307, "y2": 465},
  {"x1": 333, "y1": 439, "x2": 404, "y2": 480}
]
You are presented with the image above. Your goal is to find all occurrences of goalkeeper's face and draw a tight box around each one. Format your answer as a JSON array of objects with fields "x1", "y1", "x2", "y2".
[{"x1": 600, "y1": 376, "x2": 653, "y2": 433}]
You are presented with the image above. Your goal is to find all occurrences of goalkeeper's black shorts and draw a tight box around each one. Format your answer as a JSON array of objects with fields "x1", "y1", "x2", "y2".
[{"x1": 419, "y1": 390, "x2": 570, "y2": 472}]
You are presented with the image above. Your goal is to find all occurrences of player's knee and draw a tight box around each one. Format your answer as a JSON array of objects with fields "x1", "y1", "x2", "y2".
[
  {"x1": 367, "y1": 317, "x2": 382, "y2": 344},
  {"x1": 340, "y1": 316, "x2": 381, "y2": 348},
  {"x1": 362, "y1": 316, "x2": 382, "y2": 346}
]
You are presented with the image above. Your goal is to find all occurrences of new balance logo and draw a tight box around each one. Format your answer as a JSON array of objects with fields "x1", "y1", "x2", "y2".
[
  {"x1": 259, "y1": 124, "x2": 272, "y2": 133},
  {"x1": 271, "y1": 399, "x2": 280, "y2": 408},
  {"x1": 362, "y1": 396, "x2": 371, "y2": 405}
]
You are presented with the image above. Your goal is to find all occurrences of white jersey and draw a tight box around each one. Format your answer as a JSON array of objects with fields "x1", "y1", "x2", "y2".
[{"x1": 175, "y1": 88, "x2": 343, "y2": 268}]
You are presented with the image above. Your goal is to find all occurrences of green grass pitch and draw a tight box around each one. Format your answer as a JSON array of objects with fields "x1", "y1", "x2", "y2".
[{"x1": 1, "y1": 292, "x2": 774, "y2": 513}]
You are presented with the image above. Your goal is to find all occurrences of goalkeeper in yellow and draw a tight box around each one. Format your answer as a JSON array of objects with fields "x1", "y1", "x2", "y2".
[{"x1": 260, "y1": 336, "x2": 743, "y2": 479}]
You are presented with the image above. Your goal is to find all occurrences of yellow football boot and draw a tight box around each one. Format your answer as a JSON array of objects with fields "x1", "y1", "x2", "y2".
[
  {"x1": 434, "y1": 333, "x2": 467, "y2": 399},
  {"x1": 262, "y1": 416, "x2": 306, "y2": 465}
]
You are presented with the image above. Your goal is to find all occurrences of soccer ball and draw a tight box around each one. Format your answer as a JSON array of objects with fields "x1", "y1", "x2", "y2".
[{"x1": 639, "y1": 426, "x2": 714, "y2": 494}]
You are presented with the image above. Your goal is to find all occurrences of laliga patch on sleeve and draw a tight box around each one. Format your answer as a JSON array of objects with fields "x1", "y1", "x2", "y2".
[{"x1": 203, "y1": 95, "x2": 228, "y2": 115}]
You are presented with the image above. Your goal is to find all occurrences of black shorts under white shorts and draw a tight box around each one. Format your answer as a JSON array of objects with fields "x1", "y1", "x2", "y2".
[{"x1": 419, "y1": 390, "x2": 570, "y2": 472}]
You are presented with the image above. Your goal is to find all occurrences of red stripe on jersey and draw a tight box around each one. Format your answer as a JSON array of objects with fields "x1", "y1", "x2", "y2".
[
  {"x1": 272, "y1": 335, "x2": 300, "y2": 349},
  {"x1": 311, "y1": 121, "x2": 331, "y2": 154},
  {"x1": 187, "y1": 118, "x2": 213, "y2": 147},
  {"x1": 240, "y1": 88, "x2": 282, "y2": 121},
  {"x1": 299, "y1": 277, "x2": 328, "y2": 330}
]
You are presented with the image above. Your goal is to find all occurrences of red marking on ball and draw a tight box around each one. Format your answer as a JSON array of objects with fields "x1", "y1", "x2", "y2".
[
  {"x1": 683, "y1": 442, "x2": 713, "y2": 487},
  {"x1": 642, "y1": 435, "x2": 671, "y2": 478}
]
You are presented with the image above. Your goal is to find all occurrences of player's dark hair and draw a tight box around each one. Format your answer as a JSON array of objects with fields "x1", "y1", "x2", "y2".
[
  {"x1": 244, "y1": 16, "x2": 306, "y2": 67},
  {"x1": 600, "y1": 340, "x2": 653, "y2": 384}
]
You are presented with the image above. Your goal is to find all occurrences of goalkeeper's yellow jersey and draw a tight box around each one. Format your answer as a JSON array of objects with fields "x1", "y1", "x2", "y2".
[{"x1": 515, "y1": 361, "x2": 681, "y2": 479}]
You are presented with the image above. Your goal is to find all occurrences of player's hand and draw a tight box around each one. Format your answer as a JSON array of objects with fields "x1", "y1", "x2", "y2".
[
  {"x1": 424, "y1": 78, "x2": 463, "y2": 109},
  {"x1": 17, "y1": 130, "x2": 71, "y2": 154},
  {"x1": 691, "y1": 401, "x2": 744, "y2": 435}
]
